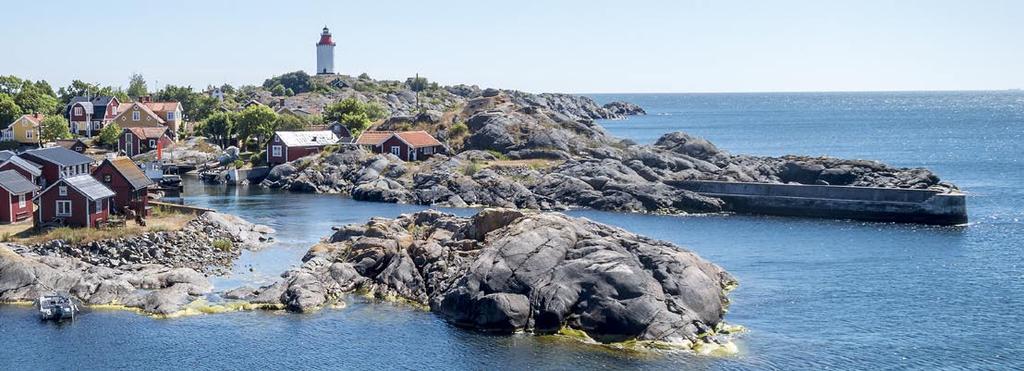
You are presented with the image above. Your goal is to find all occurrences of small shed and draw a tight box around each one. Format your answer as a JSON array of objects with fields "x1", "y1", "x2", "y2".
[
  {"x1": 266, "y1": 131, "x2": 338, "y2": 166},
  {"x1": 92, "y1": 157, "x2": 154, "y2": 216},
  {"x1": 0, "y1": 170, "x2": 37, "y2": 224},
  {"x1": 34, "y1": 174, "x2": 114, "y2": 228},
  {"x1": 119, "y1": 127, "x2": 173, "y2": 157},
  {"x1": 54, "y1": 139, "x2": 89, "y2": 153},
  {"x1": 0, "y1": 150, "x2": 42, "y2": 186}
]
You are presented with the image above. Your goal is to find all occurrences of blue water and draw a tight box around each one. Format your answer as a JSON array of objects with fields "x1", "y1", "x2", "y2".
[{"x1": 3, "y1": 91, "x2": 1023, "y2": 370}]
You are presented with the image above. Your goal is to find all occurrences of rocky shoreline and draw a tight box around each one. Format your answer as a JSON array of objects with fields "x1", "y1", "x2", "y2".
[
  {"x1": 0, "y1": 212, "x2": 274, "y2": 315},
  {"x1": 260, "y1": 90, "x2": 959, "y2": 217},
  {"x1": 242, "y1": 208, "x2": 739, "y2": 350}
]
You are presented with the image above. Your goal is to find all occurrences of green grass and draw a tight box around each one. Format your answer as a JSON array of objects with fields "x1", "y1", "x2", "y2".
[{"x1": 212, "y1": 239, "x2": 233, "y2": 251}]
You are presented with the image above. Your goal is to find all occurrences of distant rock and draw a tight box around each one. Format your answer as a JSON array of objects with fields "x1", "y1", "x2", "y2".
[{"x1": 602, "y1": 101, "x2": 646, "y2": 116}]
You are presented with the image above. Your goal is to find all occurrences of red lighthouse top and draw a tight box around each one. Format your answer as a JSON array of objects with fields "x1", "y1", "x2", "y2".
[{"x1": 317, "y1": 26, "x2": 335, "y2": 46}]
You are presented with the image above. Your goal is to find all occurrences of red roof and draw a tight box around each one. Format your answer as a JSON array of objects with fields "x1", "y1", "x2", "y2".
[
  {"x1": 394, "y1": 131, "x2": 442, "y2": 148},
  {"x1": 19, "y1": 113, "x2": 45, "y2": 125},
  {"x1": 355, "y1": 131, "x2": 395, "y2": 146}
]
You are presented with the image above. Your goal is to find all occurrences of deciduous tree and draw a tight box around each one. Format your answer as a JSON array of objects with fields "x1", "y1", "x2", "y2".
[{"x1": 40, "y1": 115, "x2": 71, "y2": 142}]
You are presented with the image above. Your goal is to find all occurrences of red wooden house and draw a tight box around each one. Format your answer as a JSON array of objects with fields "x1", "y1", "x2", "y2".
[
  {"x1": 119, "y1": 127, "x2": 173, "y2": 157},
  {"x1": 0, "y1": 150, "x2": 42, "y2": 186},
  {"x1": 20, "y1": 147, "x2": 96, "y2": 188},
  {"x1": 266, "y1": 131, "x2": 339, "y2": 166},
  {"x1": 92, "y1": 157, "x2": 154, "y2": 216},
  {"x1": 34, "y1": 174, "x2": 114, "y2": 228},
  {"x1": 0, "y1": 170, "x2": 37, "y2": 224},
  {"x1": 355, "y1": 131, "x2": 445, "y2": 161},
  {"x1": 66, "y1": 96, "x2": 120, "y2": 137}
]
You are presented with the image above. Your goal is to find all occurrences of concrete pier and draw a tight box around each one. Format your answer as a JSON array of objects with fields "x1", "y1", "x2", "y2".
[{"x1": 671, "y1": 180, "x2": 967, "y2": 225}]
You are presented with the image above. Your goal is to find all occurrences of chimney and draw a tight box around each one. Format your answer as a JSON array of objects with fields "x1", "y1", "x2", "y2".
[
  {"x1": 140, "y1": 95, "x2": 151, "y2": 103},
  {"x1": 279, "y1": 98, "x2": 286, "y2": 106}
]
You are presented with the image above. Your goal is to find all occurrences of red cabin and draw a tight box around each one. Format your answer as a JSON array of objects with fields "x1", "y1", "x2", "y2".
[
  {"x1": 0, "y1": 150, "x2": 42, "y2": 186},
  {"x1": 34, "y1": 174, "x2": 114, "y2": 228},
  {"x1": 355, "y1": 131, "x2": 445, "y2": 162},
  {"x1": 0, "y1": 170, "x2": 38, "y2": 224},
  {"x1": 266, "y1": 131, "x2": 339, "y2": 166},
  {"x1": 119, "y1": 127, "x2": 173, "y2": 157},
  {"x1": 20, "y1": 147, "x2": 96, "y2": 188},
  {"x1": 92, "y1": 157, "x2": 154, "y2": 216}
]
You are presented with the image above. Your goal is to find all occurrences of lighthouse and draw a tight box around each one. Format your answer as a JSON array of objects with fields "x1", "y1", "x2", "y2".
[{"x1": 316, "y1": 26, "x2": 336, "y2": 75}]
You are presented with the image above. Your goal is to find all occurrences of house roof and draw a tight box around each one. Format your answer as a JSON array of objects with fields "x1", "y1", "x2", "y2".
[
  {"x1": 355, "y1": 131, "x2": 395, "y2": 146},
  {"x1": 17, "y1": 113, "x2": 46, "y2": 126},
  {"x1": 0, "y1": 151, "x2": 42, "y2": 176},
  {"x1": 60, "y1": 174, "x2": 115, "y2": 201},
  {"x1": 102, "y1": 157, "x2": 153, "y2": 190},
  {"x1": 23, "y1": 147, "x2": 95, "y2": 167},
  {"x1": 126, "y1": 126, "x2": 170, "y2": 139},
  {"x1": 0, "y1": 170, "x2": 37, "y2": 194},
  {"x1": 143, "y1": 102, "x2": 181, "y2": 115},
  {"x1": 69, "y1": 96, "x2": 117, "y2": 117},
  {"x1": 355, "y1": 131, "x2": 442, "y2": 148},
  {"x1": 55, "y1": 139, "x2": 87, "y2": 150},
  {"x1": 275, "y1": 131, "x2": 338, "y2": 147},
  {"x1": 118, "y1": 102, "x2": 166, "y2": 124},
  {"x1": 394, "y1": 131, "x2": 443, "y2": 148}
]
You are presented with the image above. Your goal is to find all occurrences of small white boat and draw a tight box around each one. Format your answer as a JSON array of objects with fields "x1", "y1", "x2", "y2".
[{"x1": 36, "y1": 295, "x2": 79, "y2": 321}]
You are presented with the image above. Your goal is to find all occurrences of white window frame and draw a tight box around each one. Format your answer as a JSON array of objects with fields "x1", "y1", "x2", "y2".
[
  {"x1": 56, "y1": 200, "x2": 71, "y2": 217},
  {"x1": 132, "y1": 111, "x2": 140, "y2": 121},
  {"x1": 26, "y1": 130, "x2": 32, "y2": 139},
  {"x1": 58, "y1": 186, "x2": 68, "y2": 196},
  {"x1": 167, "y1": 112, "x2": 175, "y2": 121},
  {"x1": 271, "y1": 145, "x2": 282, "y2": 157},
  {"x1": 390, "y1": 146, "x2": 401, "y2": 156},
  {"x1": 18, "y1": 194, "x2": 25, "y2": 208},
  {"x1": 95, "y1": 199, "x2": 102, "y2": 211},
  {"x1": 148, "y1": 139, "x2": 156, "y2": 147},
  {"x1": 93, "y1": 122, "x2": 101, "y2": 130},
  {"x1": 423, "y1": 146, "x2": 433, "y2": 155},
  {"x1": 74, "y1": 107, "x2": 83, "y2": 116}
]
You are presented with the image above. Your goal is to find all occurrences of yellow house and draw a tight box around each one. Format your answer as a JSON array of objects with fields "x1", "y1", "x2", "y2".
[
  {"x1": 2, "y1": 113, "x2": 45, "y2": 145},
  {"x1": 112, "y1": 100, "x2": 184, "y2": 138}
]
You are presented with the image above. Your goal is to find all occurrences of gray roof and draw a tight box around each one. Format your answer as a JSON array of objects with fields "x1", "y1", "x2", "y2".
[
  {"x1": 0, "y1": 170, "x2": 37, "y2": 194},
  {"x1": 62, "y1": 174, "x2": 114, "y2": 200},
  {"x1": 24, "y1": 147, "x2": 95, "y2": 167},
  {"x1": 275, "y1": 131, "x2": 338, "y2": 147},
  {"x1": 68, "y1": 96, "x2": 116, "y2": 117},
  {"x1": 0, "y1": 151, "x2": 42, "y2": 176}
]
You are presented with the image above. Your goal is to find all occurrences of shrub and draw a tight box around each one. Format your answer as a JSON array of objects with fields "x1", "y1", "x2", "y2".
[
  {"x1": 212, "y1": 239, "x2": 233, "y2": 251},
  {"x1": 449, "y1": 122, "x2": 468, "y2": 137},
  {"x1": 231, "y1": 159, "x2": 244, "y2": 169},
  {"x1": 485, "y1": 149, "x2": 509, "y2": 160},
  {"x1": 463, "y1": 161, "x2": 480, "y2": 176}
]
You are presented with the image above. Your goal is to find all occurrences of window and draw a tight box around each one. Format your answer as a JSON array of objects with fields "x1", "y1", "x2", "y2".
[
  {"x1": 103, "y1": 174, "x2": 112, "y2": 183},
  {"x1": 26, "y1": 130, "x2": 33, "y2": 139},
  {"x1": 112, "y1": 106, "x2": 118, "y2": 115},
  {"x1": 56, "y1": 200, "x2": 71, "y2": 216},
  {"x1": 132, "y1": 111, "x2": 140, "y2": 121},
  {"x1": 167, "y1": 112, "x2": 175, "y2": 121},
  {"x1": 271, "y1": 145, "x2": 282, "y2": 157},
  {"x1": 58, "y1": 186, "x2": 68, "y2": 196},
  {"x1": 93, "y1": 122, "x2": 101, "y2": 130},
  {"x1": 95, "y1": 199, "x2": 102, "y2": 211},
  {"x1": 74, "y1": 106, "x2": 83, "y2": 116},
  {"x1": 18, "y1": 194, "x2": 25, "y2": 208},
  {"x1": 148, "y1": 139, "x2": 156, "y2": 147},
  {"x1": 390, "y1": 146, "x2": 401, "y2": 156},
  {"x1": 423, "y1": 146, "x2": 433, "y2": 155}
]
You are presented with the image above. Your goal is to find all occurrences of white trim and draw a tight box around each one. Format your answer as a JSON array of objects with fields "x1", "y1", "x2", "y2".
[
  {"x1": 132, "y1": 111, "x2": 140, "y2": 121},
  {"x1": 271, "y1": 145, "x2": 282, "y2": 157},
  {"x1": 55, "y1": 200, "x2": 71, "y2": 217}
]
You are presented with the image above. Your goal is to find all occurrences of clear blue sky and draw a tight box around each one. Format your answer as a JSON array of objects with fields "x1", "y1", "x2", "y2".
[{"x1": 3, "y1": 0, "x2": 1022, "y2": 93}]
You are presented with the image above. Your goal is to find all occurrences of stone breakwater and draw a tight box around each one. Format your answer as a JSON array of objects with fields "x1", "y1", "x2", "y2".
[
  {"x1": 244, "y1": 209, "x2": 738, "y2": 349},
  {"x1": 0, "y1": 212, "x2": 275, "y2": 315}
]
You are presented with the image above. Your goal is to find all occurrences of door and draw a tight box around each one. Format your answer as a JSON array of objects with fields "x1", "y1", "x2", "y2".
[
  {"x1": 126, "y1": 137, "x2": 133, "y2": 155},
  {"x1": 408, "y1": 148, "x2": 417, "y2": 161}
]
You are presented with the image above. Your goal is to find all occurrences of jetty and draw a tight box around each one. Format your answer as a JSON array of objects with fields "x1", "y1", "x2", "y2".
[{"x1": 671, "y1": 180, "x2": 967, "y2": 225}]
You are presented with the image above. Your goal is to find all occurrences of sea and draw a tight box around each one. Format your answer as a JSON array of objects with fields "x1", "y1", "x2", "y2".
[{"x1": 1, "y1": 91, "x2": 1022, "y2": 370}]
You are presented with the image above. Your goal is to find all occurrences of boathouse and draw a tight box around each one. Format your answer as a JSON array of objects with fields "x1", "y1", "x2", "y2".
[
  {"x1": 266, "y1": 131, "x2": 339, "y2": 166},
  {"x1": 119, "y1": 127, "x2": 173, "y2": 157},
  {"x1": 0, "y1": 170, "x2": 37, "y2": 224},
  {"x1": 34, "y1": 174, "x2": 114, "y2": 228},
  {"x1": 92, "y1": 157, "x2": 154, "y2": 216},
  {"x1": 21, "y1": 147, "x2": 96, "y2": 188},
  {"x1": 355, "y1": 131, "x2": 445, "y2": 162}
]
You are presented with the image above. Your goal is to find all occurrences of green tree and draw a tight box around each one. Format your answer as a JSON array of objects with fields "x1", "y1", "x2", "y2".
[
  {"x1": 96, "y1": 122, "x2": 121, "y2": 147},
  {"x1": 40, "y1": 115, "x2": 71, "y2": 142},
  {"x1": 154, "y1": 84, "x2": 217, "y2": 122},
  {"x1": 14, "y1": 82, "x2": 58, "y2": 115},
  {"x1": 274, "y1": 114, "x2": 306, "y2": 131},
  {"x1": 270, "y1": 84, "x2": 287, "y2": 97},
  {"x1": 235, "y1": 105, "x2": 277, "y2": 151},
  {"x1": 263, "y1": 71, "x2": 311, "y2": 94},
  {"x1": 323, "y1": 98, "x2": 387, "y2": 136},
  {"x1": 0, "y1": 76, "x2": 24, "y2": 96},
  {"x1": 202, "y1": 111, "x2": 236, "y2": 148},
  {"x1": 406, "y1": 75, "x2": 430, "y2": 92},
  {"x1": 127, "y1": 73, "x2": 148, "y2": 99},
  {"x1": 0, "y1": 94, "x2": 23, "y2": 127}
]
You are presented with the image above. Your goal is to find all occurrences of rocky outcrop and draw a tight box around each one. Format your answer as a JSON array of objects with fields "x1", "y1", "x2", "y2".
[
  {"x1": 0, "y1": 246, "x2": 212, "y2": 315},
  {"x1": 26, "y1": 212, "x2": 274, "y2": 274},
  {"x1": 603, "y1": 101, "x2": 647, "y2": 116},
  {"x1": 254, "y1": 209, "x2": 738, "y2": 348}
]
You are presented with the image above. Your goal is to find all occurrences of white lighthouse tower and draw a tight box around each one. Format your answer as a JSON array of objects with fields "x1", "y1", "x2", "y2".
[{"x1": 316, "y1": 26, "x2": 336, "y2": 75}]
